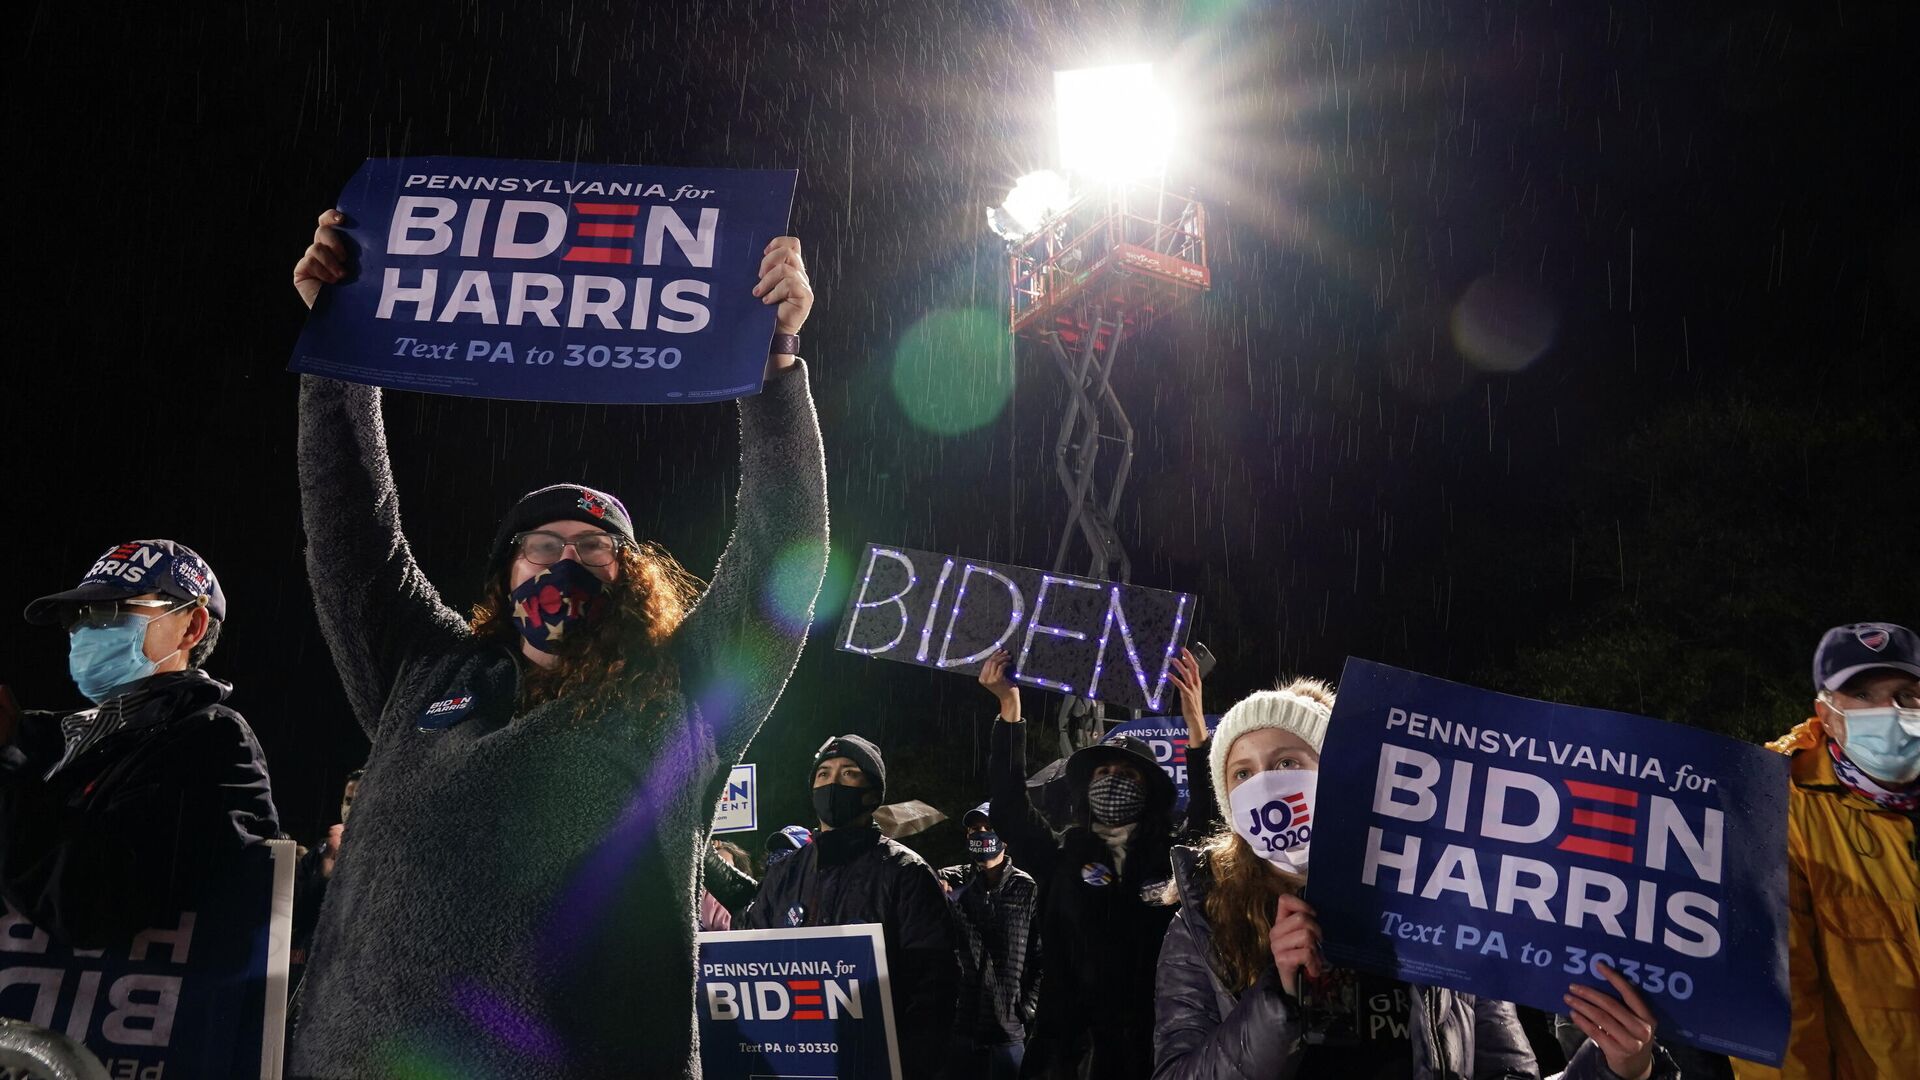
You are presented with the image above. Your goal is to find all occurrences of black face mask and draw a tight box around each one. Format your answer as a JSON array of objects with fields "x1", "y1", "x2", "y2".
[
  {"x1": 812, "y1": 783, "x2": 873, "y2": 829},
  {"x1": 967, "y1": 830, "x2": 1005, "y2": 862}
]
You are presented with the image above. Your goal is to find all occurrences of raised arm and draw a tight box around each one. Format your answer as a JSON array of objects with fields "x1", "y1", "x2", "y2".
[
  {"x1": 294, "y1": 211, "x2": 466, "y2": 735},
  {"x1": 674, "y1": 238, "x2": 829, "y2": 772},
  {"x1": 982, "y1": 654, "x2": 1063, "y2": 882}
]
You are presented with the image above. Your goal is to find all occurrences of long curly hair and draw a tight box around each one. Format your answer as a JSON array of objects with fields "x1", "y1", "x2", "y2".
[
  {"x1": 470, "y1": 541, "x2": 704, "y2": 722},
  {"x1": 1199, "y1": 675, "x2": 1336, "y2": 992},
  {"x1": 1197, "y1": 827, "x2": 1298, "y2": 993}
]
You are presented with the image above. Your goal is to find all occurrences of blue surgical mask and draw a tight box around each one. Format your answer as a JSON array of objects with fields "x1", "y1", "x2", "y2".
[
  {"x1": 68, "y1": 614, "x2": 181, "y2": 704},
  {"x1": 1833, "y1": 704, "x2": 1920, "y2": 785}
]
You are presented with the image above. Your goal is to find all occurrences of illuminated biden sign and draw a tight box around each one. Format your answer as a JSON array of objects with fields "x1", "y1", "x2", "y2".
[{"x1": 834, "y1": 543, "x2": 1195, "y2": 712}]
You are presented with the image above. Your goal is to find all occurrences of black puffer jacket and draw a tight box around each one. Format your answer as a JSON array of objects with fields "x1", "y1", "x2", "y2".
[
  {"x1": 1154, "y1": 845, "x2": 1677, "y2": 1080},
  {"x1": 0, "y1": 669, "x2": 282, "y2": 948},
  {"x1": 988, "y1": 719, "x2": 1178, "y2": 1080},
  {"x1": 740, "y1": 822, "x2": 957, "y2": 1078}
]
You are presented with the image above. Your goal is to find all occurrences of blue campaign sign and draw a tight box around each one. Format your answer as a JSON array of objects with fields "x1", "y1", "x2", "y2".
[
  {"x1": 696, "y1": 923, "x2": 901, "y2": 1080},
  {"x1": 289, "y1": 156, "x2": 797, "y2": 404},
  {"x1": 713, "y1": 763, "x2": 758, "y2": 835},
  {"x1": 0, "y1": 840, "x2": 296, "y2": 1078},
  {"x1": 1306, "y1": 659, "x2": 1790, "y2": 1066},
  {"x1": 1100, "y1": 715, "x2": 1219, "y2": 815}
]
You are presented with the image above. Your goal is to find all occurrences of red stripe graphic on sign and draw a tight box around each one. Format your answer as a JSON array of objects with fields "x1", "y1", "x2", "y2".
[
  {"x1": 1564, "y1": 780, "x2": 1640, "y2": 807},
  {"x1": 1571, "y1": 809, "x2": 1635, "y2": 833},
  {"x1": 1558, "y1": 778, "x2": 1639, "y2": 862},
  {"x1": 794, "y1": 1011, "x2": 825, "y2": 1020},
  {"x1": 787, "y1": 980, "x2": 820, "y2": 990},
  {"x1": 1557, "y1": 835, "x2": 1635, "y2": 862},
  {"x1": 574, "y1": 202, "x2": 639, "y2": 216},
  {"x1": 561, "y1": 246, "x2": 632, "y2": 264},
  {"x1": 576, "y1": 222, "x2": 635, "y2": 238}
]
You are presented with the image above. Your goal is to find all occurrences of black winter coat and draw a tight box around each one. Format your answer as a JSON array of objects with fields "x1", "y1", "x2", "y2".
[
  {"x1": 741, "y1": 823, "x2": 958, "y2": 1078},
  {"x1": 987, "y1": 718, "x2": 1178, "y2": 1080},
  {"x1": 1154, "y1": 845, "x2": 1679, "y2": 1080},
  {"x1": 0, "y1": 669, "x2": 282, "y2": 948}
]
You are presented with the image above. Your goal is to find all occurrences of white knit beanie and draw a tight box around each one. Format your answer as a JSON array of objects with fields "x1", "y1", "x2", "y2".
[{"x1": 1209, "y1": 687, "x2": 1334, "y2": 810}]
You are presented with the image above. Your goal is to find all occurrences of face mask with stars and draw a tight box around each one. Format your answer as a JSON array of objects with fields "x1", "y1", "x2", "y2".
[{"x1": 509, "y1": 558, "x2": 608, "y2": 654}]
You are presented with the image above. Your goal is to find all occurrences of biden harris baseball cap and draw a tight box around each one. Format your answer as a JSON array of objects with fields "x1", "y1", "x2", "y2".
[
  {"x1": 1813, "y1": 622, "x2": 1920, "y2": 692},
  {"x1": 24, "y1": 539, "x2": 226, "y2": 625}
]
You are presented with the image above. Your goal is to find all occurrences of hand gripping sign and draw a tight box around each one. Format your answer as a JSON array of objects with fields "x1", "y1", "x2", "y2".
[
  {"x1": 289, "y1": 156, "x2": 797, "y2": 404},
  {"x1": 834, "y1": 543, "x2": 1196, "y2": 713},
  {"x1": 1306, "y1": 659, "x2": 1790, "y2": 1066},
  {"x1": 696, "y1": 924, "x2": 901, "y2": 1080}
]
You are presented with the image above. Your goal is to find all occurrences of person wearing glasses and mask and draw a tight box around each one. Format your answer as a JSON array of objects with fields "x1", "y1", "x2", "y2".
[
  {"x1": 287, "y1": 213, "x2": 829, "y2": 1079},
  {"x1": 1735, "y1": 623, "x2": 1920, "y2": 1080},
  {"x1": 1, "y1": 540, "x2": 281, "y2": 948}
]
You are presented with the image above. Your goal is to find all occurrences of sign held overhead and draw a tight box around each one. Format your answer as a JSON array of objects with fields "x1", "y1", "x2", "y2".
[{"x1": 835, "y1": 543, "x2": 1194, "y2": 713}]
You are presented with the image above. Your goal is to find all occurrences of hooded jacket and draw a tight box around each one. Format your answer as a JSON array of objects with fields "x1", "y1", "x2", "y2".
[
  {"x1": 739, "y1": 823, "x2": 957, "y2": 1077},
  {"x1": 988, "y1": 718, "x2": 1178, "y2": 1079},
  {"x1": 1729, "y1": 718, "x2": 1920, "y2": 1080},
  {"x1": 286, "y1": 367, "x2": 828, "y2": 1080},
  {"x1": 0, "y1": 669, "x2": 281, "y2": 948},
  {"x1": 1153, "y1": 845, "x2": 1666, "y2": 1080}
]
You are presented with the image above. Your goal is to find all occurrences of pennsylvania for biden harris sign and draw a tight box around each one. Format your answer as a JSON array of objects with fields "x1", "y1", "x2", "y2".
[
  {"x1": 289, "y1": 156, "x2": 796, "y2": 403},
  {"x1": 1308, "y1": 659, "x2": 1790, "y2": 1066}
]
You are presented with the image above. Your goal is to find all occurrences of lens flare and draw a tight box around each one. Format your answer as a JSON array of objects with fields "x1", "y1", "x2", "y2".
[
  {"x1": 761, "y1": 539, "x2": 831, "y2": 634},
  {"x1": 1450, "y1": 275, "x2": 1558, "y2": 373},
  {"x1": 889, "y1": 307, "x2": 1014, "y2": 434}
]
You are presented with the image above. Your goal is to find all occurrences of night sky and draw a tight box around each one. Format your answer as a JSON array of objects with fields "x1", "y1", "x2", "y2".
[{"x1": 6, "y1": 0, "x2": 1914, "y2": 856}]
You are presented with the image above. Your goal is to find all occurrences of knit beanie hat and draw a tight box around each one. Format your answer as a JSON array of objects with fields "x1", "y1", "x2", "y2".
[
  {"x1": 1208, "y1": 686, "x2": 1334, "y2": 810},
  {"x1": 487, "y1": 484, "x2": 636, "y2": 571},
  {"x1": 813, "y1": 734, "x2": 887, "y2": 802}
]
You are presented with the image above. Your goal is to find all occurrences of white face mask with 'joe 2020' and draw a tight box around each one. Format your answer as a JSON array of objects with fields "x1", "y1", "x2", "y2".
[{"x1": 1228, "y1": 768, "x2": 1319, "y2": 877}]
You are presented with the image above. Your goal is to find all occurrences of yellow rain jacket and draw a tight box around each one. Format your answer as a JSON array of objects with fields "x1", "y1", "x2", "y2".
[{"x1": 1731, "y1": 717, "x2": 1919, "y2": 1079}]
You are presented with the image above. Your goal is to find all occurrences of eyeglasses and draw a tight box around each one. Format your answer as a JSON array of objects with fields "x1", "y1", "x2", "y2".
[
  {"x1": 1827, "y1": 686, "x2": 1920, "y2": 711},
  {"x1": 513, "y1": 530, "x2": 624, "y2": 567},
  {"x1": 61, "y1": 598, "x2": 194, "y2": 632}
]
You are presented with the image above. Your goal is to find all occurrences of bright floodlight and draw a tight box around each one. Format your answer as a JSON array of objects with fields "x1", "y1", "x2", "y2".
[
  {"x1": 991, "y1": 169, "x2": 1072, "y2": 239},
  {"x1": 1055, "y1": 63, "x2": 1177, "y2": 185}
]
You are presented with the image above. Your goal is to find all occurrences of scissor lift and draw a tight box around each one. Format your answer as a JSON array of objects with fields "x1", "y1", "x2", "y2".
[{"x1": 1007, "y1": 185, "x2": 1211, "y2": 754}]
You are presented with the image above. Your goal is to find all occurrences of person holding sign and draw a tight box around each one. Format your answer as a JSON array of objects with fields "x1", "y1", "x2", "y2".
[
  {"x1": 981, "y1": 651, "x2": 1179, "y2": 1080},
  {"x1": 1734, "y1": 623, "x2": 1920, "y2": 1080},
  {"x1": 285, "y1": 212, "x2": 828, "y2": 1079},
  {"x1": 1152, "y1": 684, "x2": 1674, "y2": 1080},
  {"x1": 739, "y1": 735, "x2": 957, "y2": 1079}
]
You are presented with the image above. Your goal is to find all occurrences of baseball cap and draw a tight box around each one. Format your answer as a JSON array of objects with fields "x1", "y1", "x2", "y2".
[
  {"x1": 1813, "y1": 622, "x2": 1920, "y2": 692},
  {"x1": 25, "y1": 540, "x2": 225, "y2": 626}
]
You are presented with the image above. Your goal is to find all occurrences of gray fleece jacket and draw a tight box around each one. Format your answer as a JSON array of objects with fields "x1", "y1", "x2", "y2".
[{"x1": 286, "y1": 367, "x2": 828, "y2": 1079}]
